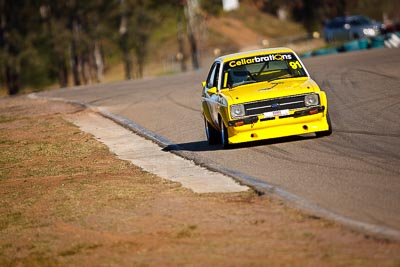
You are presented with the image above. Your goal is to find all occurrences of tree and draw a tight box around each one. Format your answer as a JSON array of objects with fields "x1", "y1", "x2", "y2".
[
  {"x1": 0, "y1": 0, "x2": 40, "y2": 95},
  {"x1": 39, "y1": 2, "x2": 70, "y2": 88},
  {"x1": 133, "y1": 2, "x2": 156, "y2": 78},
  {"x1": 254, "y1": 0, "x2": 347, "y2": 31},
  {"x1": 116, "y1": 0, "x2": 156, "y2": 79},
  {"x1": 177, "y1": 10, "x2": 188, "y2": 72},
  {"x1": 185, "y1": 0, "x2": 200, "y2": 69},
  {"x1": 0, "y1": 0, "x2": 212, "y2": 95},
  {"x1": 117, "y1": 0, "x2": 133, "y2": 79},
  {"x1": 77, "y1": 0, "x2": 114, "y2": 83}
]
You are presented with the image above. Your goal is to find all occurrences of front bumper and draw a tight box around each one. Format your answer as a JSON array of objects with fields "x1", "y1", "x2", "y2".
[{"x1": 226, "y1": 106, "x2": 329, "y2": 144}]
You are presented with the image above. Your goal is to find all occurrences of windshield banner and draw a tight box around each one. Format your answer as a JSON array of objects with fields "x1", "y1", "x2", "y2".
[{"x1": 228, "y1": 53, "x2": 294, "y2": 67}]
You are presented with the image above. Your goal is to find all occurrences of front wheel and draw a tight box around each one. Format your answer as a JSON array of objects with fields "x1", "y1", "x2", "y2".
[
  {"x1": 220, "y1": 120, "x2": 230, "y2": 149},
  {"x1": 204, "y1": 117, "x2": 220, "y2": 145},
  {"x1": 316, "y1": 112, "x2": 333, "y2": 137}
]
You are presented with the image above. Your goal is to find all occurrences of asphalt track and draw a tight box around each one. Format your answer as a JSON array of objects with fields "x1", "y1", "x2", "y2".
[{"x1": 36, "y1": 48, "x2": 400, "y2": 237}]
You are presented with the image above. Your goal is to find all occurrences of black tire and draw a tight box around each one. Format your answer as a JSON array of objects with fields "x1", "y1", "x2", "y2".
[
  {"x1": 316, "y1": 111, "x2": 333, "y2": 138},
  {"x1": 220, "y1": 119, "x2": 230, "y2": 149},
  {"x1": 204, "y1": 117, "x2": 221, "y2": 145}
]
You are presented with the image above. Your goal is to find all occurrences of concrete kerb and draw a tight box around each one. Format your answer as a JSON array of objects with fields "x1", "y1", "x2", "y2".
[{"x1": 28, "y1": 93, "x2": 400, "y2": 242}]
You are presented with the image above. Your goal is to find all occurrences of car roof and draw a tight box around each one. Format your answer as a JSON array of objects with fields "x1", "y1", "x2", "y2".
[{"x1": 216, "y1": 47, "x2": 295, "y2": 63}]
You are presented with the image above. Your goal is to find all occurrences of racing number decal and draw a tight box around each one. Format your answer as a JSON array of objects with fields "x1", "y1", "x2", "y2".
[{"x1": 289, "y1": 61, "x2": 302, "y2": 69}]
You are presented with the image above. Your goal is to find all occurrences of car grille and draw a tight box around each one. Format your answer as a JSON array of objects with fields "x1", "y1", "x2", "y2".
[{"x1": 244, "y1": 95, "x2": 308, "y2": 116}]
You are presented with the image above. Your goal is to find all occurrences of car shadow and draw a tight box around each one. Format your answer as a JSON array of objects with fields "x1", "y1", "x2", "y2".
[{"x1": 162, "y1": 134, "x2": 316, "y2": 152}]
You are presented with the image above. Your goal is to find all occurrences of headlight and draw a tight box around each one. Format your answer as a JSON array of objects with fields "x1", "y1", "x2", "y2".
[
  {"x1": 304, "y1": 94, "x2": 319, "y2": 106},
  {"x1": 230, "y1": 104, "x2": 245, "y2": 118},
  {"x1": 363, "y1": 28, "x2": 376, "y2": 36}
]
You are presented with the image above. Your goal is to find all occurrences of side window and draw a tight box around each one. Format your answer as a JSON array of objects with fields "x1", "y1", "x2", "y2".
[{"x1": 206, "y1": 62, "x2": 220, "y2": 89}]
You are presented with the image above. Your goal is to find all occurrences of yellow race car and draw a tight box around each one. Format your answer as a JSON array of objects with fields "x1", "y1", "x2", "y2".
[{"x1": 201, "y1": 47, "x2": 332, "y2": 148}]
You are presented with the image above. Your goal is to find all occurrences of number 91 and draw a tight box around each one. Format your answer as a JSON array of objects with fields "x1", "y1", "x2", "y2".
[{"x1": 289, "y1": 61, "x2": 302, "y2": 69}]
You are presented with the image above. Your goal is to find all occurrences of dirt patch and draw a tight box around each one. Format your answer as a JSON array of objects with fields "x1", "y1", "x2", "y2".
[
  {"x1": 1, "y1": 96, "x2": 400, "y2": 266},
  {"x1": 208, "y1": 17, "x2": 264, "y2": 50}
]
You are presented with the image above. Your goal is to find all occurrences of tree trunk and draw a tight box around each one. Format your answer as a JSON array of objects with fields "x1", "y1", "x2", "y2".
[
  {"x1": 80, "y1": 53, "x2": 90, "y2": 85},
  {"x1": 187, "y1": 26, "x2": 199, "y2": 70},
  {"x1": 119, "y1": 32, "x2": 132, "y2": 80},
  {"x1": 119, "y1": 0, "x2": 132, "y2": 80},
  {"x1": 177, "y1": 12, "x2": 187, "y2": 72},
  {"x1": 5, "y1": 65, "x2": 20, "y2": 95},
  {"x1": 93, "y1": 40, "x2": 104, "y2": 82},
  {"x1": 70, "y1": 38, "x2": 81, "y2": 86},
  {"x1": 58, "y1": 60, "x2": 68, "y2": 88},
  {"x1": 69, "y1": 15, "x2": 82, "y2": 86},
  {"x1": 136, "y1": 49, "x2": 144, "y2": 78},
  {"x1": 185, "y1": 0, "x2": 200, "y2": 70},
  {"x1": 122, "y1": 43, "x2": 132, "y2": 80}
]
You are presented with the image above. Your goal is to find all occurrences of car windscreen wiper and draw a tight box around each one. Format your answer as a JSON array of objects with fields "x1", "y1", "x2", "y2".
[
  {"x1": 232, "y1": 80, "x2": 257, "y2": 88},
  {"x1": 267, "y1": 77, "x2": 289, "y2": 83},
  {"x1": 267, "y1": 75, "x2": 307, "y2": 83}
]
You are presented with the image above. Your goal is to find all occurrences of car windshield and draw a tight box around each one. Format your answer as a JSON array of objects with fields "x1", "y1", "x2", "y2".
[
  {"x1": 326, "y1": 18, "x2": 346, "y2": 28},
  {"x1": 349, "y1": 16, "x2": 371, "y2": 25},
  {"x1": 222, "y1": 52, "x2": 308, "y2": 89}
]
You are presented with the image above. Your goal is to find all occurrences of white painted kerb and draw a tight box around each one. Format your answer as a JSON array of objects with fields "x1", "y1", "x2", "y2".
[{"x1": 66, "y1": 112, "x2": 248, "y2": 193}]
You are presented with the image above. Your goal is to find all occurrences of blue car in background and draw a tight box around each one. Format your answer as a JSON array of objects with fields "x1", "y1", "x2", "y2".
[{"x1": 323, "y1": 15, "x2": 384, "y2": 42}]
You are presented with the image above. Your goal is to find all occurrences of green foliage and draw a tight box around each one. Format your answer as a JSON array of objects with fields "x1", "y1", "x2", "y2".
[
  {"x1": 200, "y1": 0, "x2": 223, "y2": 16},
  {"x1": 19, "y1": 40, "x2": 56, "y2": 89},
  {"x1": 1, "y1": 0, "x2": 397, "y2": 95},
  {"x1": 127, "y1": 0, "x2": 158, "y2": 78}
]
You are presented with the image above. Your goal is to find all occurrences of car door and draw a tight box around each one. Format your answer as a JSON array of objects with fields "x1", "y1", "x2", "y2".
[{"x1": 203, "y1": 62, "x2": 221, "y2": 128}]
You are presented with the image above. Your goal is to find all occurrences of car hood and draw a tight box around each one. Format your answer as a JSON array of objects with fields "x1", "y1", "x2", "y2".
[{"x1": 222, "y1": 77, "x2": 319, "y2": 105}]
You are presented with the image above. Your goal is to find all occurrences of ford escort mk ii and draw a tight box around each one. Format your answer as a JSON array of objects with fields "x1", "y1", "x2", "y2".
[{"x1": 201, "y1": 47, "x2": 332, "y2": 148}]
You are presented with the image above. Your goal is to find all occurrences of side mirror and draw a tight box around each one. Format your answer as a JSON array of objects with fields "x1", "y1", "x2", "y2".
[
  {"x1": 207, "y1": 87, "x2": 217, "y2": 95},
  {"x1": 201, "y1": 81, "x2": 206, "y2": 88}
]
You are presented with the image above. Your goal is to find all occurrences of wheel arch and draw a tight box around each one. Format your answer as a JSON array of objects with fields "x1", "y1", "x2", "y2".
[{"x1": 202, "y1": 102, "x2": 218, "y2": 130}]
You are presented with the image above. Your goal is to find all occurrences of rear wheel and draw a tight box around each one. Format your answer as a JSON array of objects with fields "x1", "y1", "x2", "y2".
[
  {"x1": 204, "y1": 117, "x2": 220, "y2": 145},
  {"x1": 316, "y1": 112, "x2": 333, "y2": 137}
]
